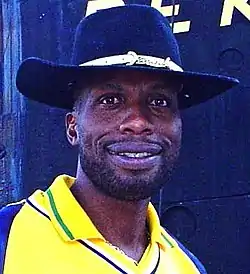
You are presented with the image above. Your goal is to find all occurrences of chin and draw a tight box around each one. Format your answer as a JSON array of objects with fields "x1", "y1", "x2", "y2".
[
  {"x1": 97, "y1": 171, "x2": 166, "y2": 201},
  {"x1": 80, "y1": 150, "x2": 173, "y2": 201}
]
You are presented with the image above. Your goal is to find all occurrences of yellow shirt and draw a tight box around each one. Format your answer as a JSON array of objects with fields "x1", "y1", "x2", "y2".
[{"x1": 3, "y1": 175, "x2": 205, "y2": 273}]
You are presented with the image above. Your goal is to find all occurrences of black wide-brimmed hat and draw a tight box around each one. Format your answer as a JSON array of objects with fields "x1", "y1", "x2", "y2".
[{"x1": 16, "y1": 4, "x2": 239, "y2": 109}]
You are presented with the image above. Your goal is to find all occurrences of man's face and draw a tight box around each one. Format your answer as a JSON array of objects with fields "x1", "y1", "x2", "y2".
[{"x1": 69, "y1": 70, "x2": 182, "y2": 201}]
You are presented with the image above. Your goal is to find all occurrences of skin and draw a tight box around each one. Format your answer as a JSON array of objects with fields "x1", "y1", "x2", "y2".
[{"x1": 65, "y1": 70, "x2": 182, "y2": 262}]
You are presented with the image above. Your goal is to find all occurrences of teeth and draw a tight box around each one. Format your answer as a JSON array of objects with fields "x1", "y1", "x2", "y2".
[{"x1": 118, "y1": 152, "x2": 152, "y2": 158}]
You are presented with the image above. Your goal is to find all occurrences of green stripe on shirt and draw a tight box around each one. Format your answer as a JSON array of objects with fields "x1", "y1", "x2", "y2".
[
  {"x1": 46, "y1": 189, "x2": 74, "y2": 240},
  {"x1": 161, "y1": 232, "x2": 174, "y2": 248}
]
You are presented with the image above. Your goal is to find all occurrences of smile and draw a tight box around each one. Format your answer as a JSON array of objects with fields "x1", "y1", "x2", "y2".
[
  {"x1": 109, "y1": 151, "x2": 154, "y2": 158},
  {"x1": 106, "y1": 142, "x2": 163, "y2": 170}
]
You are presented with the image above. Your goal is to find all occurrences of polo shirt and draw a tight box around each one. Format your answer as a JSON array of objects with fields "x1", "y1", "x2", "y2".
[{"x1": 0, "y1": 175, "x2": 207, "y2": 273}]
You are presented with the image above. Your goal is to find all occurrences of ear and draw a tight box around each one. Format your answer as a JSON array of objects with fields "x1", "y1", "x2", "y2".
[{"x1": 65, "y1": 112, "x2": 79, "y2": 146}]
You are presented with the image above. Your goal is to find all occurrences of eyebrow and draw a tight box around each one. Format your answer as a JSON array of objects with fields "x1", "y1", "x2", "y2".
[
  {"x1": 148, "y1": 82, "x2": 183, "y2": 94},
  {"x1": 99, "y1": 82, "x2": 171, "y2": 91},
  {"x1": 149, "y1": 82, "x2": 168, "y2": 90},
  {"x1": 95, "y1": 81, "x2": 182, "y2": 95},
  {"x1": 98, "y1": 82, "x2": 124, "y2": 92}
]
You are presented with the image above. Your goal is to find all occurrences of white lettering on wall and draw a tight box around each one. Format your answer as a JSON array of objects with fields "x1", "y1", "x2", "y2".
[
  {"x1": 85, "y1": 0, "x2": 191, "y2": 33},
  {"x1": 220, "y1": 0, "x2": 250, "y2": 26},
  {"x1": 151, "y1": 0, "x2": 191, "y2": 33},
  {"x1": 85, "y1": 0, "x2": 125, "y2": 17}
]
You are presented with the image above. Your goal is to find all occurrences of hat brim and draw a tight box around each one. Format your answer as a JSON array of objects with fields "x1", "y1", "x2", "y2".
[{"x1": 16, "y1": 58, "x2": 239, "y2": 109}]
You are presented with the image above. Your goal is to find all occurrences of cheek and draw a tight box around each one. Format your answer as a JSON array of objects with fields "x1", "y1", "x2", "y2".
[
  {"x1": 159, "y1": 116, "x2": 182, "y2": 145},
  {"x1": 172, "y1": 117, "x2": 182, "y2": 141},
  {"x1": 78, "y1": 112, "x2": 117, "y2": 149},
  {"x1": 85, "y1": 109, "x2": 119, "y2": 126}
]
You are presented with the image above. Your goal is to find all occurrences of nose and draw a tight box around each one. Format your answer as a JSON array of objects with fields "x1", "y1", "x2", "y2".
[{"x1": 119, "y1": 109, "x2": 153, "y2": 136}]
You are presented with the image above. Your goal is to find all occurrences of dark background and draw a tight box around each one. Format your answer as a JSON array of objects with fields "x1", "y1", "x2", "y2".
[{"x1": 0, "y1": 0, "x2": 250, "y2": 273}]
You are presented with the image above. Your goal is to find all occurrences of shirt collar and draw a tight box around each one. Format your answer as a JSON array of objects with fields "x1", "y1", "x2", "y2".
[
  {"x1": 147, "y1": 202, "x2": 174, "y2": 250},
  {"x1": 43, "y1": 174, "x2": 174, "y2": 249},
  {"x1": 44, "y1": 174, "x2": 104, "y2": 241}
]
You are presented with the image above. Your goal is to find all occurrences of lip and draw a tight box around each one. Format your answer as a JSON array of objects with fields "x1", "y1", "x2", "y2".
[
  {"x1": 106, "y1": 141, "x2": 163, "y2": 171},
  {"x1": 107, "y1": 154, "x2": 161, "y2": 171},
  {"x1": 106, "y1": 141, "x2": 163, "y2": 155}
]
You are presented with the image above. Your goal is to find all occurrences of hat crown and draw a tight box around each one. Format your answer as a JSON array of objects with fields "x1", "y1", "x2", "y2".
[{"x1": 71, "y1": 4, "x2": 181, "y2": 66}]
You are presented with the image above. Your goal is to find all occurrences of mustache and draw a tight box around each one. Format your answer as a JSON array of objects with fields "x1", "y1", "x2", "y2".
[{"x1": 99, "y1": 135, "x2": 171, "y2": 151}]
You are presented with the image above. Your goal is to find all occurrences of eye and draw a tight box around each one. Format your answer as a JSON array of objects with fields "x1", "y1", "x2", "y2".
[
  {"x1": 99, "y1": 94, "x2": 122, "y2": 105},
  {"x1": 148, "y1": 96, "x2": 171, "y2": 108}
]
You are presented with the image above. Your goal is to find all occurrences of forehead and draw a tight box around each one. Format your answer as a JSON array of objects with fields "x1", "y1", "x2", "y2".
[
  {"x1": 89, "y1": 69, "x2": 178, "y2": 88},
  {"x1": 73, "y1": 69, "x2": 182, "y2": 103}
]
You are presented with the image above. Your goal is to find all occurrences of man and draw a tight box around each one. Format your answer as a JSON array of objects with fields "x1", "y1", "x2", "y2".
[{"x1": 0, "y1": 4, "x2": 238, "y2": 274}]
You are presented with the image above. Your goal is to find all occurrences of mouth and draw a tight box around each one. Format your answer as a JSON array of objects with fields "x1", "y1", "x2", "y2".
[
  {"x1": 109, "y1": 151, "x2": 156, "y2": 158},
  {"x1": 106, "y1": 142, "x2": 163, "y2": 170}
]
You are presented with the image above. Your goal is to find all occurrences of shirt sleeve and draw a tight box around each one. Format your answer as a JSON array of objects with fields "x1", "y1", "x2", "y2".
[
  {"x1": 175, "y1": 237, "x2": 207, "y2": 274},
  {"x1": 0, "y1": 202, "x2": 24, "y2": 274},
  {"x1": 163, "y1": 228, "x2": 207, "y2": 274}
]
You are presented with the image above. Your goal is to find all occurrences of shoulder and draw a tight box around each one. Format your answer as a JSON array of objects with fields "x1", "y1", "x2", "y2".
[
  {"x1": 0, "y1": 200, "x2": 25, "y2": 228},
  {"x1": 161, "y1": 228, "x2": 207, "y2": 274},
  {"x1": 0, "y1": 201, "x2": 25, "y2": 273}
]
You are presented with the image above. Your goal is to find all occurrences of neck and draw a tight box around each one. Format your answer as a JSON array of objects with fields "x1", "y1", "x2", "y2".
[{"x1": 70, "y1": 165, "x2": 150, "y2": 261}]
